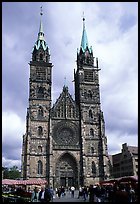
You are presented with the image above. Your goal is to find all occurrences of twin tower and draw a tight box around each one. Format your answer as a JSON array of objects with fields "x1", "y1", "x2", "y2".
[{"x1": 21, "y1": 12, "x2": 110, "y2": 188}]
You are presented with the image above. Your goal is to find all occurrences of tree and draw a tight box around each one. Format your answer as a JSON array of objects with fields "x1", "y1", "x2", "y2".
[{"x1": 3, "y1": 166, "x2": 21, "y2": 179}]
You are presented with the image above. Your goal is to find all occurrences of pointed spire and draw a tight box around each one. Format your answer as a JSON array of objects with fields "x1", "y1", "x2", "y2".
[
  {"x1": 38, "y1": 6, "x2": 45, "y2": 41},
  {"x1": 64, "y1": 76, "x2": 67, "y2": 87},
  {"x1": 39, "y1": 19, "x2": 43, "y2": 34},
  {"x1": 32, "y1": 6, "x2": 48, "y2": 52},
  {"x1": 63, "y1": 76, "x2": 68, "y2": 91},
  {"x1": 77, "y1": 14, "x2": 94, "y2": 67},
  {"x1": 39, "y1": 6, "x2": 43, "y2": 32},
  {"x1": 81, "y1": 13, "x2": 88, "y2": 51}
]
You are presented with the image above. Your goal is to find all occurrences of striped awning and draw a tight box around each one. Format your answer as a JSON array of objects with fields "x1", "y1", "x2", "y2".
[{"x1": 2, "y1": 178, "x2": 47, "y2": 185}]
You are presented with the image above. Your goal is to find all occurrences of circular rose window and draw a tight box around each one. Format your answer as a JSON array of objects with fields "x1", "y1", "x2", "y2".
[
  {"x1": 55, "y1": 127, "x2": 75, "y2": 145},
  {"x1": 52, "y1": 121, "x2": 79, "y2": 146}
]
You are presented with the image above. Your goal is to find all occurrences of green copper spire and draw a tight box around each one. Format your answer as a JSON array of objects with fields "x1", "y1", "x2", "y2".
[
  {"x1": 32, "y1": 6, "x2": 48, "y2": 52},
  {"x1": 81, "y1": 16, "x2": 88, "y2": 52}
]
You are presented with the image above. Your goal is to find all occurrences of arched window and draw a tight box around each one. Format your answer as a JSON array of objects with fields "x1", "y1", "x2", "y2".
[
  {"x1": 90, "y1": 128, "x2": 94, "y2": 136},
  {"x1": 60, "y1": 105, "x2": 64, "y2": 118},
  {"x1": 40, "y1": 53, "x2": 43, "y2": 61},
  {"x1": 38, "y1": 106, "x2": 43, "y2": 117},
  {"x1": 57, "y1": 108, "x2": 60, "y2": 117},
  {"x1": 34, "y1": 55, "x2": 36, "y2": 61},
  {"x1": 89, "y1": 110, "x2": 93, "y2": 119},
  {"x1": 91, "y1": 147, "x2": 94, "y2": 154},
  {"x1": 38, "y1": 160, "x2": 43, "y2": 174},
  {"x1": 37, "y1": 87, "x2": 44, "y2": 98},
  {"x1": 92, "y1": 161, "x2": 96, "y2": 177},
  {"x1": 38, "y1": 126, "x2": 43, "y2": 136},
  {"x1": 68, "y1": 106, "x2": 72, "y2": 118},
  {"x1": 88, "y1": 90, "x2": 92, "y2": 99},
  {"x1": 73, "y1": 109, "x2": 75, "y2": 118},
  {"x1": 38, "y1": 146, "x2": 42, "y2": 153},
  {"x1": 54, "y1": 111, "x2": 57, "y2": 117}
]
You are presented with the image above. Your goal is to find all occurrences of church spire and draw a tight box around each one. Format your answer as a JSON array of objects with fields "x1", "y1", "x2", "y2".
[
  {"x1": 32, "y1": 6, "x2": 50, "y2": 62},
  {"x1": 77, "y1": 14, "x2": 94, "y2": 67},
  {"x1": 78, "y1": 14, "x2": 93, "y2": 54},
  {"x1": 32, "y1": 6, "x2": 48, "y2": 52},
  {"x1": 38, "y1": 6, "x2": 45, "y2": 41},
  {"x1": 81, "y1": 14, "x2": 88, "y2": 52}
]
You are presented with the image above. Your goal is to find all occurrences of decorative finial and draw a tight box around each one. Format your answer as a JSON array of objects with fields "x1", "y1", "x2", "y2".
[
  {"x1": 38, "y1": 6, "x2": 44, "y2": 40},
  {"x1": 82, "y1": 11, "x2": 85, "y2": 21},
  {"x1": 40, "y1": 6, "x2": 43, "y2": 16},
  {"x1": 64, "y1": 76, "x2": 66, "y2": 86}
]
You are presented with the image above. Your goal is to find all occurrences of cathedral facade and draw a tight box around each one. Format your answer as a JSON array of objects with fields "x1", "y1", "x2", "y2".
[{"x1": 21, "y1": 13, "x2": 110, "y2": 188}]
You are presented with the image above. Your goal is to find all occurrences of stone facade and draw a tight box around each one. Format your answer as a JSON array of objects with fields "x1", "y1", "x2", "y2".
[{"x1": 21, "y1": 15, "x2": 110, "y2": 188}]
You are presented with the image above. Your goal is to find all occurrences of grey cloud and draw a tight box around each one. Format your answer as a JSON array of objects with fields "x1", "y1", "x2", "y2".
[
  {"x1": 108, "y1": 144, "x2": 121, "y2": 155},
  {"x1": 106, "y1": 116, "x2": 138, "y2": 136},
  {"x1": 119, "y1": 14, "x2": 137, "y2": 33},
  {"x1": 2, "y1": 139, "x2": 22, "y2": 161},
  {"x1": 3, "y1": 147, "x2": 22, "y2": 161}
]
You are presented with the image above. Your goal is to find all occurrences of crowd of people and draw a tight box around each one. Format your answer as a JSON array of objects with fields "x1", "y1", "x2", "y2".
[
  {"x1": 33, "y1": 182, "x2": 138, "y2": 202},
  {"x1": 31, "y1": 186, "x2": 54, "y2": 202},
  {"x1": 77, "y1": 183, "x2": 138, "y2": 202},
  {"x1": 53, "y1": 183, "x2": 138, "y2": 202},
  {"x1": 31, "y1": 185, "x2": 76, "y2": 202},
  {"x1": 2, "y1": 182, "x2": 138, "y2": 202}
]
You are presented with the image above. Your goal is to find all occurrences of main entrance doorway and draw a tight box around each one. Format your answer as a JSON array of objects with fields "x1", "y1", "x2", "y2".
[
  {"x1": 55, "y1": 153, "x2": 78, "y2": 188},
  {"x1": 60, "y1": 177, "x2": 74, "y2": 187},
  {"x1": 60, "y1": 177, "x2": 66, "y2": 187}
]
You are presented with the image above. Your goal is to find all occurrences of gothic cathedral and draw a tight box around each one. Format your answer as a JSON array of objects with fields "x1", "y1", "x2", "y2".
[{"x1": 21, "y1": 13, "x2": 110, "y2": 188}]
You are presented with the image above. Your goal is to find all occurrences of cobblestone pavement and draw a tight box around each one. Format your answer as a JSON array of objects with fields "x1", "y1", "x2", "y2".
[{"x1": 52, "y1": 190, "x2": 89, "y2": 202}]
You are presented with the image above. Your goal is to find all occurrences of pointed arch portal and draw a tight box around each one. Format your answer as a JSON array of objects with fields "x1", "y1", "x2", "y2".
[{"x1": 55, "y1": 153, "x2": 78, "y2": 188}]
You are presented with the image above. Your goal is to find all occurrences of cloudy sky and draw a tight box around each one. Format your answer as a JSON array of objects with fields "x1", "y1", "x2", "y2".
[{"x1": 2, "y1": 2, "x2": 138, "y2": 169}]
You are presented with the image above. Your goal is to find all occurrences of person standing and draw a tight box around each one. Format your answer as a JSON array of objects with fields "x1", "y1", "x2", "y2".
[
  {"x1": 57, "y1": 187, "x2": 62, "y2": 198},
  {"x1": 71, "y1": 186, "x2": 75, "y2": 198},
  {"x1": 31, "y1": 187, "x2": 39, "y2": 202},
  {"x1": 39, "y1": 186, "x2": 46, "y2": 202},
  {"x1": 77, "y1": 186, "x2": 83, "y2": 199},
  {"x1": 88, "y1": 184, "x2": 95, "y2": 202},
  {"x1": 49, "y1": 186, "x2": 54, "y2": 202},
  {"x1": 83, "y1": 186, "x2": 88, "y2": 201},
  {"x1": 44, "y1": 187, "x2": 51, "y2": 202}
]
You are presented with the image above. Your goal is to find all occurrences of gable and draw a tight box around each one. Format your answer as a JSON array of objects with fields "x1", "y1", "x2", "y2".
[{"x1": 51, "y1": 86, "x2": 79, "y2": 119}]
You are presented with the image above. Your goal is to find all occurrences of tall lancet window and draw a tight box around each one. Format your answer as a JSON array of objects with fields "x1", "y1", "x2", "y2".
[
  {"x1": 90, "y1": 128, "x2": 94, "y2": 136},
  {"x1": 92, "y1": 161, "x2": 96, "y2": 177},
  {"x1": 88, "y1": 90, "x2": 92, "y2": 99},
  {"x1": 38, "y1": 126, "x2": 43, "y2": 136},
  {"x1": 37, "y1": 87, "x2": 44, "y2": 98},
  {"x1": 91, "y1": 147, "x2": 94, "y2": 154},
  {"x1": 89, "y1": 110, "x2": 93, "y2": 119},
  {"x1": 38, "y1": 160, "x2": 43, "y2": 174},
  {"x1": 57, "y1": 108, "x2": 60, "y2": 117},
  {"x1": 38, "y1": 106, "x2": 43, "y2": 117},
  {"x1": 40, "y1": 53, "x2": 43, "y2": 61},
  {"x1": 38, "y1": 146, "x2": 42, "y2": 153}
]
